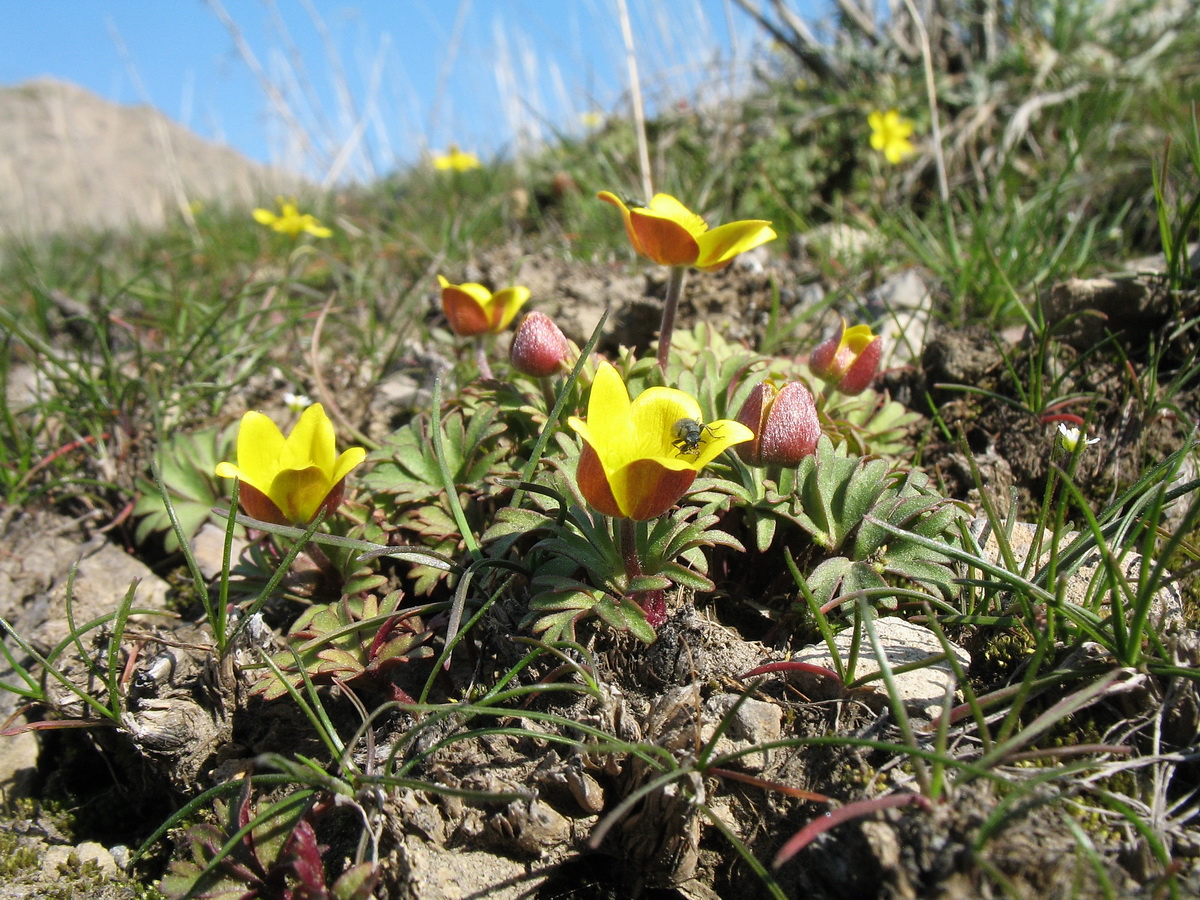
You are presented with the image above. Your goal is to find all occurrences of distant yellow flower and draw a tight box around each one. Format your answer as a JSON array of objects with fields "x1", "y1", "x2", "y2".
[
  {"x1": 215, "y1": 404, "x2": 365, "y2": 526},
  {"x1": 252, "y1": 197, "x2": 333, "y2": 239},
  {"x1": 433, "y1": 144, "x2": 481, "y2": 172},
  {"x1": 437, "y1": 275, "x2": 529, "y2": 336},
  {"x1": 597, "y1": 191, "x2": 777, "y2": 272},
  {"x1": 868, "y1": 109, "x2": 916, "y2": 164},
  {"x1": 580, "y1": 111, "x2": 604, "y2": 130},
  {"x1": 568, "y1": 363, "x2": 753, "y2": 520}
]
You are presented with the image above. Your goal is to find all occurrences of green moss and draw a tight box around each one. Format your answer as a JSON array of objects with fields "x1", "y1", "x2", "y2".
[{"x1": 0, "y1": 830, "x2": 40, "y2": 876}]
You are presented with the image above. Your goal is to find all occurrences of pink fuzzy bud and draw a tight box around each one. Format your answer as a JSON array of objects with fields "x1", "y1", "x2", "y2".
[
  {"x1": 510, "y1": 311, "x2": 569, "y2": 377},
  {"x1": 735, "y1": 381, "x2": 821, "y2": 467}
]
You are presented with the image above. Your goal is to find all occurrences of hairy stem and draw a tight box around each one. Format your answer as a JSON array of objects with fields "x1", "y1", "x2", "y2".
[
  {"x1": 474, "y1": 336, "x2": 494, "y2": 380},
  {"x1": 657, "y1": 265, "x2": 688, "y2": 372},
  {"x1": 618, "y1": 516, "x2": 643, "y2": 584}
]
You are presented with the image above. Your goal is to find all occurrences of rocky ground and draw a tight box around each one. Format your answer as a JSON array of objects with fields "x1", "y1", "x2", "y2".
[{"x1": 2, "y1": 228, "x2": 1199, "y2": 897}]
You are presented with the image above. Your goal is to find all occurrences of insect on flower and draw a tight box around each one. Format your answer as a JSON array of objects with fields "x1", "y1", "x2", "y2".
[{"x1": 672, "y1": 418, "x2": 720, "y2": 457}]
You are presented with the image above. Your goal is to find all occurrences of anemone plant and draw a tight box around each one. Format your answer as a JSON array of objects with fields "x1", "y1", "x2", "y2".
[
  {"x1": 257, "y1": 590, "x2": 438, "y2": 701},
  {"x1": 786, "y1": 435, "x2": 968, "y2": 613}
]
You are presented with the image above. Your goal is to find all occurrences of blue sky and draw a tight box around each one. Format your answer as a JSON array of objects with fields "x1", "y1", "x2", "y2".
[{"x1": 1, "y1": 1, "x2": 822, "y2": 183}]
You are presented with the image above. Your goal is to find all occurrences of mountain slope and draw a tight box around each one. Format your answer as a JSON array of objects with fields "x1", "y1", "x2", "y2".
[{"x1": 0, "y1": 78, "x2": 304, "y2": 239}]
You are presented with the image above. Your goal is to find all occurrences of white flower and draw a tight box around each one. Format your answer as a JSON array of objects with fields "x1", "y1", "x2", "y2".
[
  {"x1": 283, "y1": 391, "x2": 312, "y2": 415},
  {"x1": 1058, "y1": 422, "x2": 1099, "y2": 452}
]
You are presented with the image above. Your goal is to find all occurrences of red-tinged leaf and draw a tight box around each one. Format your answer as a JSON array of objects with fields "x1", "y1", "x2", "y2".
[
  {"x1": 368, "y1": 615, "x2": 398, "y2": 659},
  {"x1": 285, "y1": 817, "x2": 327, "y2": 893},
  {"x1": 708, "y1": 767, "x2": 831, "y2": 803},
  {"x1": 0, "y1": 717, "x2": 116, "y2": 735},
  {"x1": 774, "y1": 793, "x2": 932, "y2": 869},
  {"x1": 741, "y1": 661, "x2": 844, "y2": 684}
]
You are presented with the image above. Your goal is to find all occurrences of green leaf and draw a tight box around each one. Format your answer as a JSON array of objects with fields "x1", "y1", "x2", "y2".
[
  {"x1": 806, "y1": 556, "x2": 854, "y2": 608},
  {"x1": 754, "y1": 514, "x2": 777, "y2": 552},
  {"x1": 594, "y1": 594, "x2": 656, "y2": 643},
  {"x1": 658, "y1": 561, "x2": 715, "y2": 591},
  {"x1": 480, "y1": 507, "x2": 553, "y2": 543}
]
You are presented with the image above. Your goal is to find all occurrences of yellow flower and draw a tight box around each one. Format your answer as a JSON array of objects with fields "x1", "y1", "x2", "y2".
[
  {"x1": 580, "y1": 111, "x2": 604, "y2": 130},
  {"x1": 437, "y1": 275, "x2": 530, "y2": 337},
  {"x1": 567, "y1": 363, "x2": 753, "y2": 520},
  {"x1": 868, "y1": 109, "x2": 916, "y2": 164},
  {"x1": 433, "y1": 144, "x2": 481, "y2": 172},
  {"x1": 252, "y1": 197, "x2": 333, "y2": 239},
  {"x1": 215, "y1": 403, "x2": 366, "y2": 526},
  {"x1": 596, "y1": 191, "x2": 776, "y2": 272}
]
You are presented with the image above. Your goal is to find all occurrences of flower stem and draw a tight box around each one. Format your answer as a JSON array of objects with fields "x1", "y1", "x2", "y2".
[
  {"x1": 474, "y1": 336, "x2": 494, "y2": 380},
  {"x1": 618, "y1": 516, "x2": 643, "y2": 584},
  {"x1": 538, "y1": 376, "x2": 557, "y2": 414},
  {"x1": 656, "y1": 266, "x2": 687, "y2": 372}
]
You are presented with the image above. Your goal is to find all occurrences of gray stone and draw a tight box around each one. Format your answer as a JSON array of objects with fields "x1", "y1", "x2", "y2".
[
  {"x1": 700, "y1": 694, "x2": 784, "y2": 773},
  {"x1": 793, "y1": 617, "x2": 970, "y2": 719},
  {"x1": 43, "y1": 841, "x2": 120, "y2": 880},
  {"x1": 189, "y1": 521, "x2": 248, "y2": 582},
  {"x1": 0, "y1": 723, "x2": 38, "y2": 798},
  {"x1": 23, "y1": 536, "x2": 172, "y2": 652},
  {"x1": 865, "y1": 268, "x2": 933, "y2": 368},
  {"x1": 395, "y1": 836, "x2": 548, "y2": 900}
]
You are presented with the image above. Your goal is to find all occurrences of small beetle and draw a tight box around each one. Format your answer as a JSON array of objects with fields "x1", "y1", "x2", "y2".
[{"x1": 672, "y1": 418, "x2": 720, "y2": 457}]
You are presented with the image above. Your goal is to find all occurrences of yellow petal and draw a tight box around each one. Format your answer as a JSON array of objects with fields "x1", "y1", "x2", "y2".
[
  {"x1": 487, "y1": 286, "x2": 531, "y2": 332},
  {"x1": 689, "y1": 419, "x2": 754, "y2": 468},
  {"x1": 439, "y1": 276, "x2": 495, "y2": 336},
  {"x1": 214, "y1": 461, "x2": 243, "y2": 480},
  {"x1": 644, "y1": 194, "x2": 708, "y2": 238},
  {"x1": 452, "y1": 281, "x2": 494, "y2": 307},
  {"x1": 268, "y1": 466, "x2": 331, "y2": 524},
  {"x1": 303, "y1": 218, "x2": 332, "y2": 238},
  {"x1": 597, "y1": 191, "x2": 645, "y2": 258},
  {"x1": 253, "y1": 208, "x2": 277, "y2": 225},
  {"x1": 232, "y1": 411, "x2": 286, "y2": 491},
  {"x1": 609, "y1": 459, "x2": 697, "y2": 520},
  {"x1": 282, "y1": 403, "x2": 336, "y2": 475},
  {"x1": 694, "y1": 220, "x2": 777, "y2": 271},
  {"x1": 629, "y1": 386, "x2": 703, "y2": 461},
  {"x1": 331, "y1": 446, "x2": 367, "y2": 485},
  {"x1": 569, "y1": 363, "x2": 635, "y2": 472},
  {"x1": 844, "y1": 324, "x2": 877, "y2": 353}
]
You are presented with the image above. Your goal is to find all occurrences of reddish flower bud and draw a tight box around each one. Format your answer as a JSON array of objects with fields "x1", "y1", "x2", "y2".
[
  {"x1": 510, "y1": 311, "x2": 569, "y2": 377},
  {"x1": 808, "y1": 318, "x2": 883, "y2": 395},
  {"x1": 735, "y1": 380, "x2": 820, "y2": 467}
]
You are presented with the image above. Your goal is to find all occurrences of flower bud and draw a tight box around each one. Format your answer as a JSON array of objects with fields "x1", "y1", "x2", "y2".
[
  {"x1": 510, "y1": 311, "x2": 569, "y2": 377},
  {"x1": 735, "y1": 381, "x2": 820, "y2": 466},
  {"x1": 809, "y1": 318, "x2": 883, "y2": 395}
]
